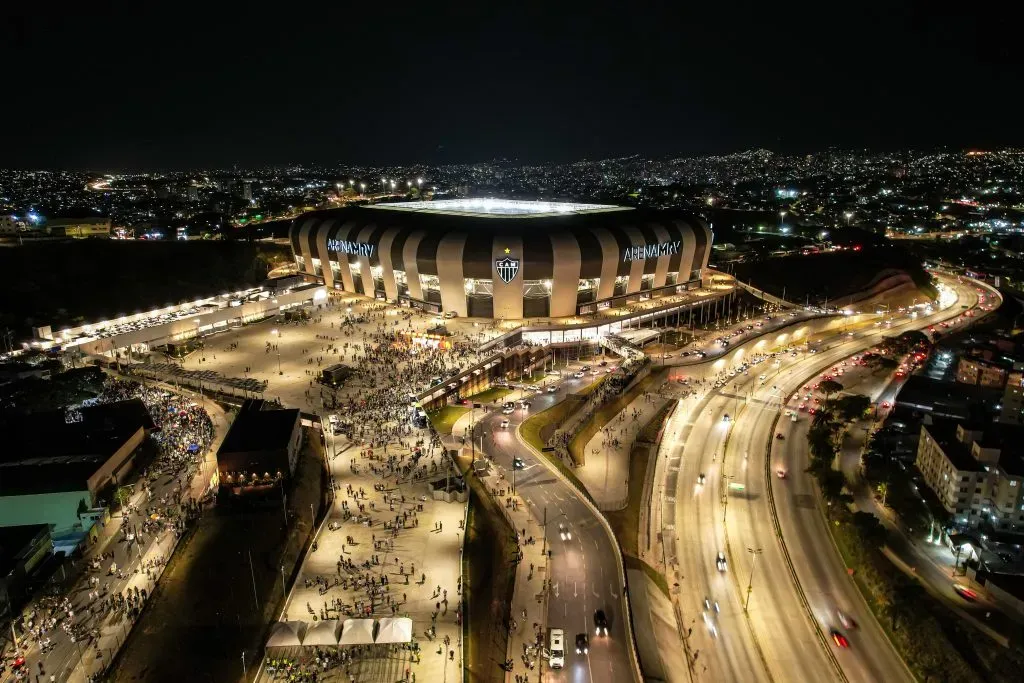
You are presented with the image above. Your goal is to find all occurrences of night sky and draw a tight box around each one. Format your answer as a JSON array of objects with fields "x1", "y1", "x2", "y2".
[{"x1": 4, "y1": 2, "x2": 1020, "y2": 169}]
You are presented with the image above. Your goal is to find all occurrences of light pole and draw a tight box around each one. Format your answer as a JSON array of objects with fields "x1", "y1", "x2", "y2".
[
  {"x1": 241, "y1": 650, "x2": 248, "y2": 680},
  {"x1": 272, "y1": 328, "x2": 282, "y2": 375},
  {"x1": 779, "y1": 210, "x2": 787, "y2": 231},
  {"x1": 844, "y1": 211, "x2": 853, "y2": 226},
  {"x1": 744, "y1": 547, "x2": 763, "y2": 612}
]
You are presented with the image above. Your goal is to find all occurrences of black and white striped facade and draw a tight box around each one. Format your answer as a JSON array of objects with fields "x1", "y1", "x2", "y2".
[{"x1": 289, "y1": 199, "x2": 712, "y2": 320}]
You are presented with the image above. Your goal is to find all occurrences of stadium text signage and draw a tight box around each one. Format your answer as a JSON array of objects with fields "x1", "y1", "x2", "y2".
[
  {"x1": 622, "y1": 240, "x2": 681, "y2": 262},
  {"x1": 327, "y1": 239, "x2": 375, "y2": 257}
]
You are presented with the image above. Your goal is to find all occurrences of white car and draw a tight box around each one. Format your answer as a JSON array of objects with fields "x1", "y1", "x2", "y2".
[
  {"x1": 559, "y1": 524, "x2": 571, "y2": 541},
  {"x1": 546, "y1": 385, "x2": 557, "y2": 393},
  {"x1": 500, "y1": 419, "x2": 510, "y2": 429},
  {"x1": 573, "y1": 371, "x2": 585, "y2": 379},
  {"x1": 716, "y1": 552, "x2": 727, "y2": 571}
]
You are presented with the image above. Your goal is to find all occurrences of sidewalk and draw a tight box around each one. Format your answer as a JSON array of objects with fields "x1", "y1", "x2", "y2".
[
  {"x1": 473, "y1": 457, "x2": 550, "y2": 683},
  {"x1": 575, "y1": 388, "x2": 669, "y2": 510}
]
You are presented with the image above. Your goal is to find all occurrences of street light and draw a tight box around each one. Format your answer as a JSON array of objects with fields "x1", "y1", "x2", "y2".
[
  {"x1": 844, "y1": 211, "x2": 853, "y2": 226},
  {"x1": 779, "y1": 210, "x2": 787, "y2": 228},
  {"x1": 744, "y1": 547, "x2": 763, "y2": 611},
  {"x1": 271, "y1": 328, "x2": 282, "y2": 375}
]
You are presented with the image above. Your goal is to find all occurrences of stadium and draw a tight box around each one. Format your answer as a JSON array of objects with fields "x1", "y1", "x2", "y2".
[{"x1": 289, "y1": 199, "x2": 712, "y2": 320}]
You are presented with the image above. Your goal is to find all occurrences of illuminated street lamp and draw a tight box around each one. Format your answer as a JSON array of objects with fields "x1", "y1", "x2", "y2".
[
  {"x1": 417, "y1": 177, "x2": 423, "y2": 187},
  {"x1": 779, "y1": 210, "x2": 787, "y2": 228},
  {"x1": 744, "y1": 547, "x2": 763, "y2": 611},
  {"x1": 844, "y1": 211, "x2": 853, "y2": 226},
  {"x1": 360, "y1": 182, "x2": 366, "y2": 194},
  {"x1": 271, "y1": 328, "x2": 282, "y2": 375}
]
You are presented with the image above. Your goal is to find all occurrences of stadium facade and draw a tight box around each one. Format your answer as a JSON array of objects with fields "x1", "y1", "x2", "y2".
[{"x1": 289, "y1": 199, "x2": 712, "y2": 320}]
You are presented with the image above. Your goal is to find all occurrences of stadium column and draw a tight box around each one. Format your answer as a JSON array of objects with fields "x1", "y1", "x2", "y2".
[
  {"x1": 593, "y1": 227, "x2": 620, "y2": 301},
  {"x1": 377, "y1": 227, "x2": 402, "y2": 302},
  {"x1": 297, "y1": 217, "x2": 318, "y2": 278},
  {"x1": 354, "y1": 223, "x2": 378, "y2": 298},
  {"x1": 549, "y1": 232, "x2": 581, "y2": 318},
  {"x1": 314, "y1": 219, "x2": 337, "y2": 289},
  {"x1": 623, "y1": 225, "x2": 647, "y2": 294},
  {"x1": 650, "y1": 222, "x2": 672, "y2": 289},
  {"x1": 437, "y1": 233, "x2": 469, "y2": 317},
  {"x1": 403, "y1": 230, "x2": 428, "y2": 302},
  {"x1": 333, "y1": 221, "x2": 359, "y2": 293},
  {"x1": 492, "y1": 236, "x2": 524, "y2": 320},
  {"x1": 673, "y1": 220, "x2": 696, "y2": 287}
]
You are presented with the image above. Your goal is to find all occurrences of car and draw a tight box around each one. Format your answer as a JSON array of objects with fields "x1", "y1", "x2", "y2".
[
  {"x1": 594, "y1": 610, "x2": 609, "y2": 636},
  {"x1": 830, "y1": 629, "x2": 850, "y2": 648},
  {"x1": 790, "y1": 414, "x2": 798, "y2": 423},
  {"x1": 837, "y1": 610, "x2": 857, "y2": 629},
  {"x1": 500, "y1": 419, "x2": 510, "y2": 429},
  {"x1": 573, "y1": 371, "x2": 585, "y2": 379},
  {"x1": 716, "y1": 551, "x2": 727, "y2": 571},
  {"x1": 513, "y1": 457, "x2": 526, "y2": 470},
  {"x1": 798, "y1": 403, "x2": 807, "y2": 411},
  {"x1": 599, "y1": 360, "x2": 608, "y2": 367},
  {"x1": 697, "y1": 473, "x2": 706, "y2": 485},
  {"x1": 502, "y1": 405, "x2": 515, "y2": 415},
  {"x1": 775, "y1": 432, "x2": 784, "y2": 440},
  {"x1": 575, "y1": 633, "x2": 589, "y2": 655},
  {"x1": 722, "y1": 414, "x2": 731, "y2": 423},
  {"x1": 953, "y1": 584, "x2": 978, "y2": 601},
  {"x1": 559, "y1": 523, "x2": 571, "y2": 541},
  {"x1": 547, "y1": 385, "x2": 557, "y2": 393},
  {"x1": 776, "y1": 468, "x2": 787, "y2": 479}
]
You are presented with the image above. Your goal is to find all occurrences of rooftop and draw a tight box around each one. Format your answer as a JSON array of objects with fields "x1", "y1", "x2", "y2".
[
  {"x1": 362, "y1": 198, "x2": 631, "y2": 218},
  {"x1": 218, "y1": 399, "x2": 300, "y2": 455}
]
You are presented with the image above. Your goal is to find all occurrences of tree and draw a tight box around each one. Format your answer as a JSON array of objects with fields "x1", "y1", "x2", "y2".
[
  {"x1": 851, "y1": 511, "x2": 888, "y2": 550},
  {"x1": 819, "y1": 469, "x2": 848, "y2": 503},
  {"x1": 889, "y1": 577, "x2": 926, "y2": 631},
  {"x1": 819, "y1": 379, "x2": 844, "y2": 401},
  {"x1": 834, "y1": 394, "x2": 871, "y2": 422}
]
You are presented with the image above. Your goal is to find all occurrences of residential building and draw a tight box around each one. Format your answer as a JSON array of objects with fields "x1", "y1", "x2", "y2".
[
  {"x1": 916, "y1": 419, "x2": 1024, "y2": 533},
  {"x1": 1000, "y1": 370, "x2": 1024, "y2": 425},
  {"x1": 46, "y1": 217, "x2": 112, "y2": 238}
]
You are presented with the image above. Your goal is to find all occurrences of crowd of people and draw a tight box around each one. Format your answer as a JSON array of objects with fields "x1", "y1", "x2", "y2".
[{"x1": 5, "y1": 376, "x2": 215, "y2": 682}]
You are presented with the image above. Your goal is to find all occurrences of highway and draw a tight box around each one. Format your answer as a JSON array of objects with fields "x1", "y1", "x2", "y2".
[
  {"x1": 474, "y1": 368, "x2": 638, "y2": 683},
  {"x1": 659, "y1": 273, "x2": 995, "y2": 683}
]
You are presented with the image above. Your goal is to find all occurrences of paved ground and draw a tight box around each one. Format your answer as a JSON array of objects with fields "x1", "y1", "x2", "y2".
[
  {"x1": 576, "y1": 389, "x2": 669, "y2": 510},
  {"x1": 255, "y1": 433, "x2": 466, "y2": 683}
]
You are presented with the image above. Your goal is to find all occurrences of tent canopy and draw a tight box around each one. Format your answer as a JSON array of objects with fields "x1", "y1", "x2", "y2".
[
  {"x1": 266, "y1": 621, "x2": 306, "y2": 648},
  {"x1": 339, "y1": 618, "x2": 376, "y2": 645},
  {"x1": 303, "y1": 619, "x2": 341, "y2": 646},
  {"x1": 375, "y1": 617, "x2": 413, "y2": 644}
]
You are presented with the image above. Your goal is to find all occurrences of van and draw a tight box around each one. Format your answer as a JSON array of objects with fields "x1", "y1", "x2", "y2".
[{"x1": 549, "y1": 628, "x2": 565, "y2": 669}]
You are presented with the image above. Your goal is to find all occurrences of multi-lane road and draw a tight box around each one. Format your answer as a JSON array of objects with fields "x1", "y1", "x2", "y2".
[
  {"x1": 473, "y1": 369, "x2": 638, "y2": 683},
  {"x1": 659, "y1": 273, "x2": 996, "y2": 683}
]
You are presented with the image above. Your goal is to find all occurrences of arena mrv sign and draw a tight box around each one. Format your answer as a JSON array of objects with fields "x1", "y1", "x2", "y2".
[
  {"x1": 622, "y1": 240, "x2": 681, "y2": 262},
  {"x1": 327, "y1": 239, "x2": 375, "y2": 257}
]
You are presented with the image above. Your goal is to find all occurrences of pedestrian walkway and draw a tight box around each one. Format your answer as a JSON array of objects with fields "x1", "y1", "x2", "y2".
[
  {"x1": 575, "y1": 388, "x2": 669, "y2": 510},
  {"x1": 473, "y1": 458, "x2": 550, "y2": 683},
  {"x1": 259, "y1": 432, "x2": 466, "y2": 683}
]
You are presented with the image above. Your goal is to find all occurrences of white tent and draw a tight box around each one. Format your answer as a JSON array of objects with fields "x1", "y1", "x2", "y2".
[
  {"x1": 303, "y1": 619, "x2": 341, "y2": 646},
  {"x1": 375, "y1": 617, "x2": 413, "y2": 644},
  {"x1": 266, "y1": 621, "x2": 307, "y2": 648},
  {"x1": 339, "y1": 618, "x2": 376, "y2": 645}
]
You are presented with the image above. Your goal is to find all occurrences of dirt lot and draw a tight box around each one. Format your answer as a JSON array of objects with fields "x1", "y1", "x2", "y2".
[{"x1": 109, "y1": 431, "x2": 326, "y2": 683}]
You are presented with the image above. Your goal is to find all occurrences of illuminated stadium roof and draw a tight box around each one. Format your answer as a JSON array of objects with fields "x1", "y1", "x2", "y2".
[{"x1": 363, "y1": 198, "x2": 632, "y2": 218}]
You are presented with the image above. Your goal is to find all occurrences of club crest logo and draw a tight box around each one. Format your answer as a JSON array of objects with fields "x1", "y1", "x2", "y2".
[{"x1": 495, "y1": 255, "x2": 520, "y2": 284}]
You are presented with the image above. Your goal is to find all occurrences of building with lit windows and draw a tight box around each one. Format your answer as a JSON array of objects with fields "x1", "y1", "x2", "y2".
[
  {"x1": 289, "y1": 199, "x2": 712, "y2": 319},
  {"x1": 916, "y1": 419, "x2": 1024, "y2": 532}
]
